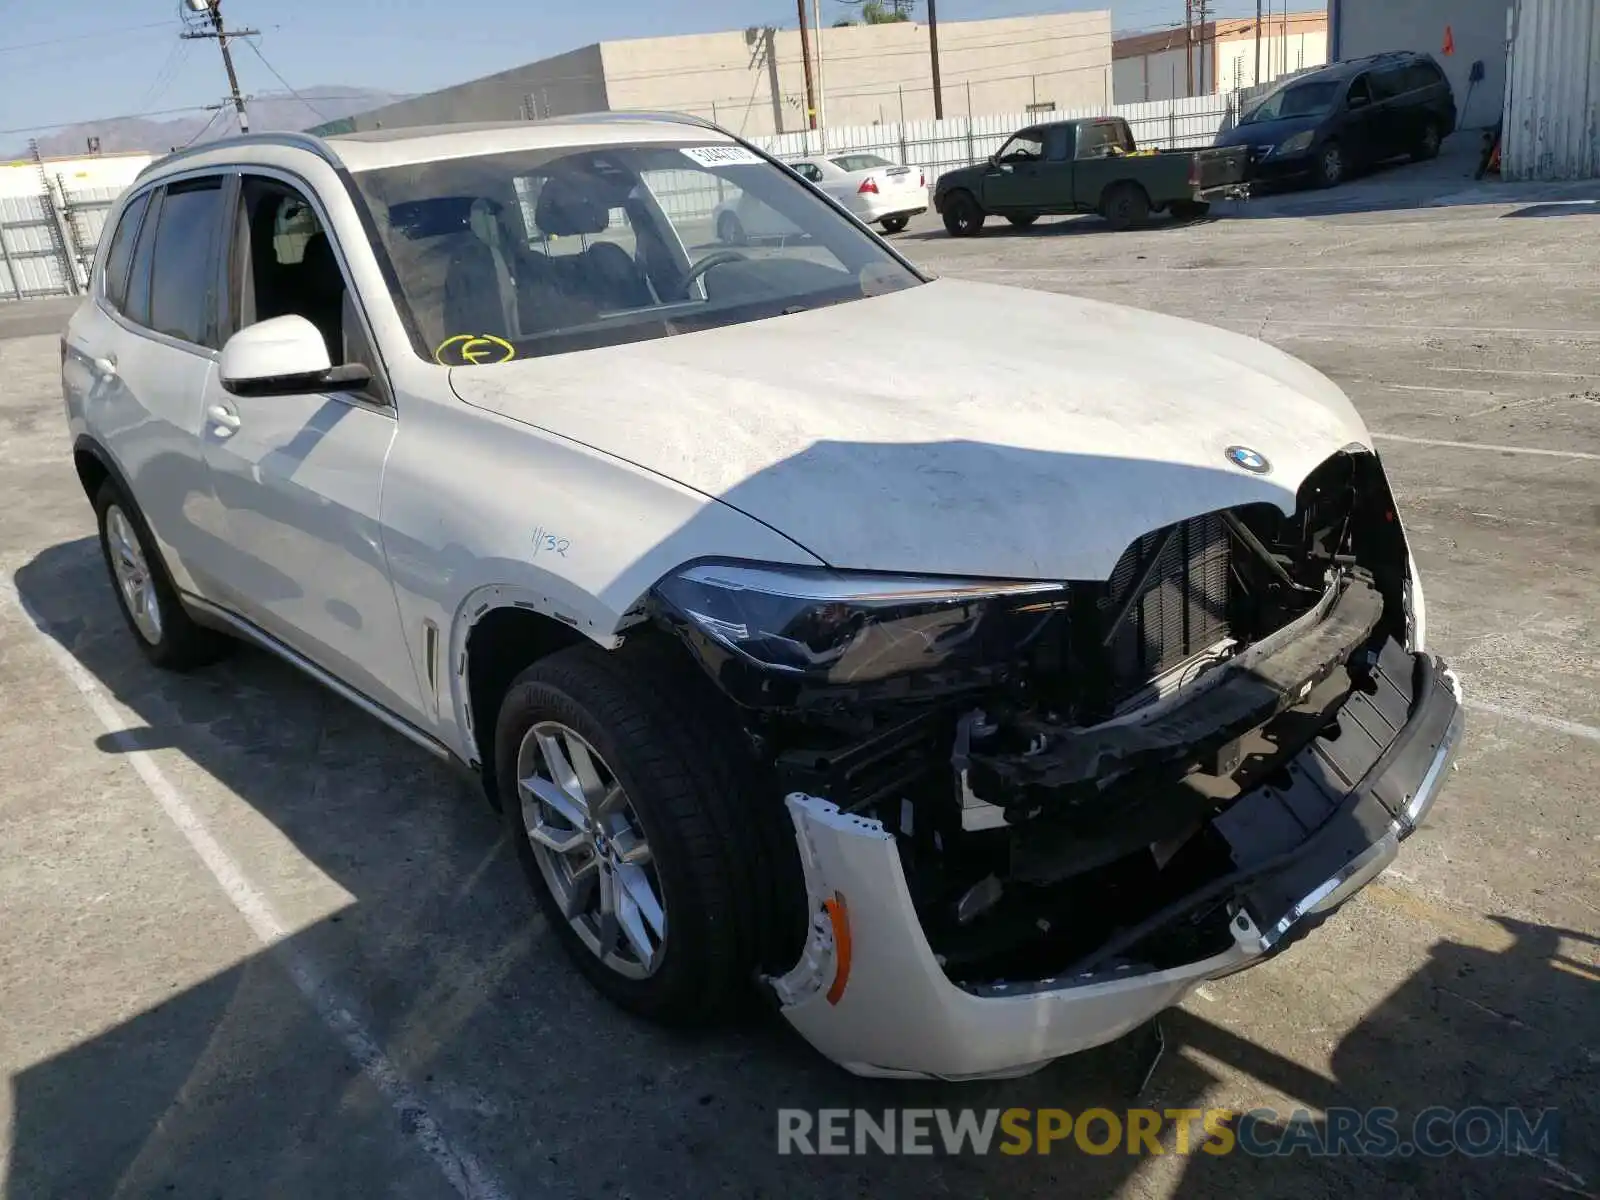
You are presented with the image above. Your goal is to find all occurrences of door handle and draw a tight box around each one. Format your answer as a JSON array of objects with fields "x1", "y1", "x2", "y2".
[
  {"x1": 92, "y1": 355, "x2": 117, "y2": 378},
  {"x1": 207, "y1": 403, "x2": 241, "y2": 432}
]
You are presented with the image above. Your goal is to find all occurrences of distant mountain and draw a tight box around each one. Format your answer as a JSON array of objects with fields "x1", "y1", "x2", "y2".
[{"x1": 25, "y1": 87, "x2": 405, "y2": 157}]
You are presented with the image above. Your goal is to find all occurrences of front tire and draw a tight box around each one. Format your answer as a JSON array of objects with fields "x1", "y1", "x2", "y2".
[
  {"x1": 1314, "y1": 141, "x2": 1345, "y2": 187},
  {"x1": 94, "y1": 479, "x2": 227, "y2": 671},
  {"x1": 941, "y1": 190, "x2": 986, "y2": 237},
  {"x1": 879, "y1": 215, "x2": 909, "y2": 233},
  {"x1": 496, "y1": 643, "x2": 796, "y2": 1024}
]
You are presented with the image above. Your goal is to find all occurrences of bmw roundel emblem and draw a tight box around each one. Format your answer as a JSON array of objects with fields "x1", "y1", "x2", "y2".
[{"x1": 1225, "y1": 445, "x2": 1271, "y2": 475}]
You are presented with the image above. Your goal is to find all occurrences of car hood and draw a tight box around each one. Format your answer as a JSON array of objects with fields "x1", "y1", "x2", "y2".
[
  {"x1": 450, "y1": 278, "x2": 1372, "y2": 581},
  {"x1": 1217, "y1": 114, "x2": 1321, "y2": 146}
]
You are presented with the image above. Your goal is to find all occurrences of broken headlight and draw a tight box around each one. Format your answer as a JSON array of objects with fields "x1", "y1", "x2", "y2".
[{"x1": 653, "y1": 562, "x2": 1067, "y2": 696}]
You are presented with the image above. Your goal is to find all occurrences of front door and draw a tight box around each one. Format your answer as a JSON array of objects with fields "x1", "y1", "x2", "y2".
[
  {"x1": 981, "y1": 128, "x2": 1049, "y2": 211},
  {"x1": 198, "y1": 173, "x2": 424, "y2": 724}
]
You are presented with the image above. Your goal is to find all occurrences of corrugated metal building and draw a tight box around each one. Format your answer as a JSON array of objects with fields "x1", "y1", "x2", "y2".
[
  {"x1": 1501, "y1": 0, "x2": 1600, "y2": 180},
  {"x1": 1113, "y1": 11, "x2": 1327, "y2": 103},
  {"x1": 312, "y1": 13, "x2": 1114, "y2": 138}
]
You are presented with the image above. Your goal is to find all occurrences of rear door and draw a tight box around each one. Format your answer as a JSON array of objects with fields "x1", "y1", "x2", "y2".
[
  {"x1": 78, "y1": 175, "x2": 233, "y2": 597},
  {"x1": 1340, "y1": 73, "x2": 1384, "y2": 166},
  {"x1": 1070, "y1": 120, "x2": 1134, "y2": 209},
  {"x1": 197, "y1": 170, "x2": 423, "y2": 723},
  {"x1": 1368, "y1": 65, "x2": 1413, "y2": 159}
]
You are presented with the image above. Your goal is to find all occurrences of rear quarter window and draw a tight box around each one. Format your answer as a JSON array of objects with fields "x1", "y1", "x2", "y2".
[
  {"x1": 147, "y1": 177, "x2": 226, "y2": 348},
  {"x1": 100, "y1": 190, "x2": 151, "y2": 311}
]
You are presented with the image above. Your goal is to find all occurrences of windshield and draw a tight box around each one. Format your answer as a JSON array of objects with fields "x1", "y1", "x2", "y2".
[
  {"x1": 351, "y1": 141, "x2": 923, "y2": 364},
  {"x1": 1241, "y1": 80, "x2": 1341, "y2": 124}
]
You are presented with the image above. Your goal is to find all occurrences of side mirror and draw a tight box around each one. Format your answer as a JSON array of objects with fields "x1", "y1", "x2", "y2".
[{"x1": 219, "y1": 314, "x2": 371, "y2": 398}]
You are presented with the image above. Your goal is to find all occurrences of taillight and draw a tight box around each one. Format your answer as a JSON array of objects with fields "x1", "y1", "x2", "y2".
[
  {"x1": 919, "y1": 171, "x2": 925, "y2": 187},
  {"x1": 857, "y1": 177, "x2": 879, "y2": 194},
  {"x1": 1188, "y1": 158, "x2": 1201, "y2": 187}
]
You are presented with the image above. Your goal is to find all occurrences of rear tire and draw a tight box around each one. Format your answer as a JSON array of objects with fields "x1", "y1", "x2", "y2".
[
  {"x1": 1005, "y1": 213, "x2": 1040, "y2": 228},
  {"x1": 496, "y1": 642, "x2": 802, "y2": 1025},
  {"x1": 1100, "y1": 182, "x2": 1151, "y2": 230},
  {"x1": 717, "y1": 211, "x2": 747, "y2": 246},
  {"x1": 941, "y1": 190, "x2": 986, "y2": 237},
  {"x1": 94, "y1": 479, "x2": 228, "y2": 671},
  {"x1": 879, "y1": 215, "x2": 909, "y2": 233},
  {"x1": 1412, "y1": 120, "x2": 1442, "y2": 162},
  {"x1": 1169, "y1": 200, "x2": 1211, "y2": 221}
]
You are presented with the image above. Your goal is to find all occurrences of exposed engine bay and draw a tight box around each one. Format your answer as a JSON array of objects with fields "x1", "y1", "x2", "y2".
[{"x1": 650, "y1": 449, "x2": 1421, "y2": 991}]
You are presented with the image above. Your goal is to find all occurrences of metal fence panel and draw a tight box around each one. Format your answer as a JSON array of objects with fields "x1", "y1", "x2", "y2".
[
  {"x1": 0, "y1": 195, "x2": 71, "y2": 300},
  {"x1": 747, "y1": 93, "x2": 1238, "y2": 189}
]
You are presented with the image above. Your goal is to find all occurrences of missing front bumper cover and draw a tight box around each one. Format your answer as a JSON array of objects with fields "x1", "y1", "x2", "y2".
[{"x1": 765, "y1": 650, "x2": 1463, "y2": 1081}]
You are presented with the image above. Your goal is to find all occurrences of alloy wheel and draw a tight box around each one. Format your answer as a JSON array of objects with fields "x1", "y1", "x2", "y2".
[
  {"x1": 106, "y1": 505, "x2": 163, "y2": 645},
  {"x1": 516, "y1": 721, "x2": 667, "y2": 979}
]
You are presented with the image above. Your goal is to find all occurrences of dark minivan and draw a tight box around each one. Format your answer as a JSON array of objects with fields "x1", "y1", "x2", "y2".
[{"x1": 1215, "y1": 52, "x2": 1457, "y2": 188}]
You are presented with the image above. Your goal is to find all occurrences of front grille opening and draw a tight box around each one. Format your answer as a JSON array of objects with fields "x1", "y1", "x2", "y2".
[{"x1": 1097, "y1": 512, "x2": 1233, "y2": 698}]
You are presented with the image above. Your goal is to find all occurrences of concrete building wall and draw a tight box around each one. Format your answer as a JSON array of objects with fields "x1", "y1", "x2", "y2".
[
  {"x1": 1215, "y1": 29, "x2": 1329, "y2": 92},
  {"x1": 1113, "y1": 13, "x2": 1326, "y2": 103},
  {"x1": 602, "y1": 13, "x2": 1112, "y2": 135},
  {"x1": 1333, "y1": 0, "x2": 1510, "y2": 128},
  {"x1": 326, "y1": 13, "x2": 1111, "y2": 138},
  {"x1": 0, "y1": 152, "x2": 152, "y2": 200},
  {"x1": 337, "y1": 44, "x2": 609, "y2": 133}
]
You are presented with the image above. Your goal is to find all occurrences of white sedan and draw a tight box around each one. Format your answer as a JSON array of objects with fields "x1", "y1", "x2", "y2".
[{"x1": 715, "y1": 152, "x2": 929, "y2": 242}]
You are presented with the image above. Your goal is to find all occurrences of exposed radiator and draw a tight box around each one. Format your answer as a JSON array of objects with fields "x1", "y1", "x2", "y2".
[{"x1": 1096, "y1": 513, "x2": 1232, "y2": 701}]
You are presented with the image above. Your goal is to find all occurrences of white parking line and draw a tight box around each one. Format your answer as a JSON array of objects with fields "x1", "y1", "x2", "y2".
[
  {"x1": 1372, "y1": 433, "x2": 1600, "y2": 462},
  {"x1": 1467, "y1": 700, "x2": 1600, "y2": 745},
  {"x1": 0, "y1": 580, "x2": 509, "y2": 1200}
]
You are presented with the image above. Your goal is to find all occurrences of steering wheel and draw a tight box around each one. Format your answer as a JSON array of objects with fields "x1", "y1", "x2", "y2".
[{"x1": 679, "y1": 248, "x2": 748, "y2": 296}]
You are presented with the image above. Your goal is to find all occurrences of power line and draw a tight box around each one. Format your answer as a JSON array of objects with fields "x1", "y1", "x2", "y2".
[
  {"x1": 242, "y1": 37, "x2": 330, "y2": 122},
  {"x1": 0, "y1": 20, "x2": 173, "y2": 54},
  {"x1": 179, "y1": 107, "x2": 225, "y2": 149}
]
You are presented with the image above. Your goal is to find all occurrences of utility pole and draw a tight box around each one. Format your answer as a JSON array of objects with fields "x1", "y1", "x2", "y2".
[
  {"x1": 813, "y1": 0, "x2": 828, "y2": 146},
  {"x1": 1254, "y1": 0, "x2": 1262, "y2": 88},
  {"x1": 1196, "y1": 0, "x2": 1209, "y2": 94},
  {"x1": 928, "y1": 0, "x2": 944, "y2": 118},
  {"x1": 181, "y1": 0, "x2": 257, "y2": 134},
  {"x1": 1184, "y1": 0, "x2": 1194, "y2": 96},
  {"x1": 796, "y1": 0, "x2": 818, "y2": 131}
]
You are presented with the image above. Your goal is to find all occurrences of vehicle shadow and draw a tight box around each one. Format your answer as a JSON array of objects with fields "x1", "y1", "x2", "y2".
[{"x1": 6, "y1": 425, "x2": 1594, "y2": 1196}]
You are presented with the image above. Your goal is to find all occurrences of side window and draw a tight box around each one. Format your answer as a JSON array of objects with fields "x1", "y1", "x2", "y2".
[
  {"x1": 148, "y1": 177, "x2": 226, "y2": 348},
  {"x1": 1348, "y1": 75, "x2": 1373, "y2": 106},
  {"x1": 1075, "y1": 123, "x2": 1121, "y2": 159},
  {"x1": 1043, "y1": 127, "x2": 1072, "y2": 162},
  {"x1": 1370, "y1": 67, "x2": 1406, "y2": 101},
  {"x1": 999, "y1": 130, "x2": 1045, "y2": 162},
  {"x1": 1406, "y1": 62, "x2": 1443, "y2": 91},
  {"x1": 235, "y1": 175, "x2": 364, "y2": 374},
  {"x1": 123, "y1": 190, "x2": 163, "y2": 329},
  {"x1": 101, "y1": 190, "x2": 151, "y2": 311}
]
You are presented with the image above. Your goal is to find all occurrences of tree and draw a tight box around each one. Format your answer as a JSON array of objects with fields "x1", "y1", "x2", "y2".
[{"x1": 837, "y1": 0, "x2": 914, "y2": 24}]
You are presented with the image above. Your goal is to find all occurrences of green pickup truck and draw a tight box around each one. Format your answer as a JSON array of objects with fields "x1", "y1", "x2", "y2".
[{"x1": 933, "y1": 117, "x2": 1249, "y2": 235}]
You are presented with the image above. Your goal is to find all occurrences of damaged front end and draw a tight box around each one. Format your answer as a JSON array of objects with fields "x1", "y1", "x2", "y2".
[{"x1": 650, "y1": 449, "x2": 1465, "y2": 1079}]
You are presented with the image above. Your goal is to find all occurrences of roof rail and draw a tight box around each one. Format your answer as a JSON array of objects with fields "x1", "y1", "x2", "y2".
[{"x1": 135, "y1": 130, "x2": 340, "y2": 180}]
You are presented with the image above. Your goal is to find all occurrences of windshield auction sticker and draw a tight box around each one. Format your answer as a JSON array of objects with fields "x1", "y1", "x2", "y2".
[{"x1": 681, "y1": 144, "x2": 763, "y2": 168}]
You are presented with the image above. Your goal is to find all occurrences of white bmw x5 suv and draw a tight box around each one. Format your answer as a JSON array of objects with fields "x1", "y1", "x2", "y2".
[{"x1": 61, "y1": 114, "x2": 1463, "y2": 1080}]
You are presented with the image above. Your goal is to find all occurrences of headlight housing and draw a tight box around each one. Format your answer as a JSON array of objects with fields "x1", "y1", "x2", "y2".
[
  {"x1": 1276, "y1": 130, "x2": 1315, "y2": 156},
  {"x1": 652, "y1": 562, "x2": 1067, "y2": 706}
]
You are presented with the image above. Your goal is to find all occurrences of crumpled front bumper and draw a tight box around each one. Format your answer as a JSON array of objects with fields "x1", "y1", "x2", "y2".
[{"x1": 767, "y1": 648, "x2": 1465, "y2": 1081}]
